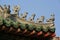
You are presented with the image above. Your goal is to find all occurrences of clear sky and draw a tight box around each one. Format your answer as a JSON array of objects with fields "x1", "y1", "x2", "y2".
[{"x1": 0, "y1": 0, "x2": 60, "y2": 37}]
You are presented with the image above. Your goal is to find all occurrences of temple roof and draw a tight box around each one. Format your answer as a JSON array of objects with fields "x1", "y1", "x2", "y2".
[{"x1": 0, "y1": 5, "x2": 56, "y2": 37}]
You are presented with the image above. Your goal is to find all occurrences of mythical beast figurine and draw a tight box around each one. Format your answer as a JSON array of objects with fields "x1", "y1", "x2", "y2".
[
  {"x1": 46, "y1": 13, "x2": 55, "y2": 23},
  {"x1": 21, "y1": 12, "x2": 28, "y2": 20},
  {"x1": 12, "y1": 5, "x2": 20, "y2": 17},
  {"x1": 36, "y1": 16, "x2": 45, "y2": 23},
  {"x1": 28, "y1": 13, "x2": 35, "y2": 22}
]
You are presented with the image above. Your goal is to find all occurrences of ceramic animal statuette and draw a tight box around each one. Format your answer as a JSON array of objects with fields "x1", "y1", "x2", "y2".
[
  {"x1": 3, "y1": 5, "x2": 7, "y2": 13},
  {"x1": 7, "y1": 5, "x2": 11, "y2": 14},
  {"x1": 21, "y1": 12, "x2": 28, "y2": 20},
  {"x1": 46, "y1": 14, "x2": 55, "y2": 23},
  {"x1": 0, "y1": 5, "x2": 3, "y2": 13},
  {"x1": 12, "y1": 5, "x2": 20, "y2": 17},
  {"x1": 3, "y1": 5, "x2": 11, "y2": 18},
  {"x1": 36, "y1": 16, "x2": 45, "y2": 23},
  {"x1": 0, "y1": 5, "x2": 4, "y2": 17},
  {"x1": 28, "y1": 13, "x2": 35, "y2": 22}
]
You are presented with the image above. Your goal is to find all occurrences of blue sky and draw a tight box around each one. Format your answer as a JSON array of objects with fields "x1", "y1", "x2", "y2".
[{"x1": 0, "y1": 0, "x2": 60, "y2": 37}]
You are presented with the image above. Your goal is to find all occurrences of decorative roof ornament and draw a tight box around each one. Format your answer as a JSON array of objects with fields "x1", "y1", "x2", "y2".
[
  {"x1": 3, "y1": 4, "x2": 7, "y2": 13},
  {"x1": 2, "y1": 5, "x2": 11, "y2": 18},
  {"x1": 7, "y1": 5, "x2": 11, "y2": 14},
  {"x1": 28, "y1": 13, "x2": 35, "y2": 22},
  {"x1": 0, "y1": 5, "x2": 3, "y2": 13},
  {"x1": 36, "y1": 16, "x2": 45, "y2": 23},
  {"x1": 46, "y1": 13, "x2": 55, "y2": 23},
  {"x1": 0, "y1": 5, "x2": 4, "y2": 17},
  {"x1": 12, "y1": 5, "x2": 20, "y2": 17},
  {"x1": 21, "y1": 12, "x2": 28, "y2": 20}
]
